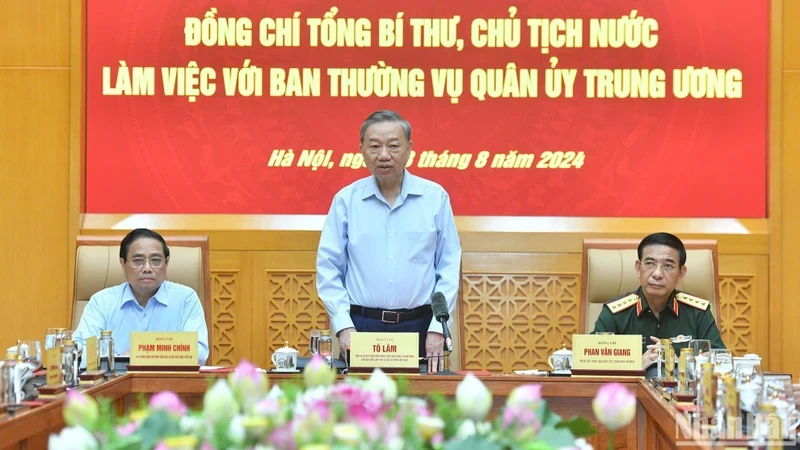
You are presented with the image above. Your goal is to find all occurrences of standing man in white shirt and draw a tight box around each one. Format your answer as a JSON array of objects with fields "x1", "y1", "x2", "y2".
[{"x1": 316, "y1": 110, "x2": 462, "y2": 374}]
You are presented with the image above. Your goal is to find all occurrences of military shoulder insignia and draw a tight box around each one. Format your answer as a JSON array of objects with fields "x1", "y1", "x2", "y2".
[
  {"x1": 675, "y1": 292, "x2": 710, "y2": 311},
  {"x1": 606, "y1": 293, "x2": 639, "y2": 314}
]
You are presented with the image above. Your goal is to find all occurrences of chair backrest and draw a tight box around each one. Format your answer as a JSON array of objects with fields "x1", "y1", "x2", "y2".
[
  {"x1": 580, "y1": 238, "x2": 720, "y2": 334},
  {"x1": 73, "y1": 235, "x2": 211, "y2": 361}
]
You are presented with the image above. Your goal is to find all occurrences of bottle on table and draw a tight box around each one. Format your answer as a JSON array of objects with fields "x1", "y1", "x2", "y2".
[
  {"x1": 1, "y1": 351, "x2": 19, "y2": 405},
  {"x1": 61, "y1": 339, "x2": 78, "y2": 387},
  {"x1": 318, "y1": 330, "x2": 333, "y2": 370},
  {"x1": 99, "y1": 330, "x2": 115, "y2": 375}
]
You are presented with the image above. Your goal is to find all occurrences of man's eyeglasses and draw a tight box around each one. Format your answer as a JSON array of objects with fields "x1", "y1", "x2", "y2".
[
  {"x1": 641, "y1": 260, "x2": 677, "y2": 273},
  {"x1": 127, "y1": 257, "x2": 166, "y2": 269}
]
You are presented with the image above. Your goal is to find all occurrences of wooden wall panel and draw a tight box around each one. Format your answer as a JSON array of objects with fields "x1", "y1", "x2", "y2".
[
  {"x1": 209, "y1": 251, "x2": 252, "y2": 366},
  {"x1": 193, "y1": 239, "x2": 769, "y2": 374},
  {"x1": 461, "y1": 274, "x2": 579, "y2": 373},
  {"x1": 0, "y1": 0, "x2": 70, "y2": 66},
  {"x1": 779, "y1": 70, "x2": 800, "y2": 378},
  {"x1": 265, "y1": 272, "x2": 329, "y2": 358},
  {"x1": 0, "y1": 69, "x2": 71, "y2": 348},
  {"x1": 717, "y1": 255, "x2": 769, "y2": 365},
  {"x1": 785, "y1": 0, "x2": 800, "y2": 70},
  {"x1": 210, "y1": 271, "x2": 238, "y2": 366}
]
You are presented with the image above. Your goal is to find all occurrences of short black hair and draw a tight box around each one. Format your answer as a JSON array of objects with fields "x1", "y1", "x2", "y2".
[
  {"x1": 637, "y1": 232, "x2": 686, "y2": 266},
  {"x1": 119, "y1": 228, "x2": 170, "y2": 260}
]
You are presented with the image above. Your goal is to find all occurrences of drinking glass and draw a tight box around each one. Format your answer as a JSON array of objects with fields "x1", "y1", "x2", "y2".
[
  {"x1": 710, "y1": 349, "x2": 733, "y2": 376},
  {"x1": 735, "y1": 361, "x2": 764, "y2": 412},
  {"x1": 45, "y1": 328, "x2": 60, "y2": 350},
  {"x1": 690, "y1": 339, "x2": 711, "y2": 377},
  {"x1": 18, "y1": 340, "x2": 42, "y2": 371},
  {"x1": 689, "y1": 339, "x2": 711, "y2": 359},
  {"x1": 760, "y1": 374, "x2": 800, "y2": 438},
  {"x1": 309, "y1": 330, "x2": 322, "y2": 356}
]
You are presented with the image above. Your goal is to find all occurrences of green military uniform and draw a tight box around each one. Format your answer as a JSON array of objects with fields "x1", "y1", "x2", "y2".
[{"x1": 592, "y1": 287, "x2": 726, "y2": 354}]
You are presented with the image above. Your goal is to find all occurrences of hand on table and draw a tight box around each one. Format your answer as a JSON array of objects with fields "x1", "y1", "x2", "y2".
[
  {"x1": 426, "y1": 332, "x2": 445, "y2": 374},
  {"x1": 642, "y1": 336, "x2": 662, "y2": 370},
  {"x1": 337, "y1": 327, "x2": 356, "y2": 359}
]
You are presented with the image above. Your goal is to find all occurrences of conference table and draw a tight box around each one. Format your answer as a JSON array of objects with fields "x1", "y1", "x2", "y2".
[{"x1": 0, "y1": 372, "x2": 735, "y2": 450}]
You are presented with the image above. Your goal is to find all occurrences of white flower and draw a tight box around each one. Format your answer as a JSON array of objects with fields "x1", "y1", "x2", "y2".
[
  {"x1": 386, "y1": 438, "x2": 406, "y2": 450},
  {"x1": 476, "y1": 421, "x2": 493, "y2": 435},
  {"x1": 228, "y1": 415, "x2": 246, "y2": 446},
  {"x1": 417, "y1": 415, "x2": 445, "y2": 440},
  {"x1": 267, "y1": 383, "x2": 285, "y2": 400},
  {"x1": 203, "y1": 379, "x2": 239, "y2": 423},
  {"x1": 47, "y1": 426, "x2": 98, "y2": 450},
  {"x1": 455, "y1": 419, "x2": 477, "y2": 439},
  {"x1": 365, "y1": 368, "x2": 398, "y2": 404},
  {"x1": 179, "y1": 415, "x2": 203, "y2": 434},
  {"x1": 333, "y1": 423, "x2": 362, "y2": 446},
  {"x1": 573, "y1": 438, "x2": 594, "y2": 450},
  {"x1": 456, "y1": 372, "x2": 492, "y2": 421}
]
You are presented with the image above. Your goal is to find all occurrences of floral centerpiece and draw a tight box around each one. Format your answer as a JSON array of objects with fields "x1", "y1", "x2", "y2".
[{"x1": 49, "y1": 356, "x2": 636, "y2": 450}]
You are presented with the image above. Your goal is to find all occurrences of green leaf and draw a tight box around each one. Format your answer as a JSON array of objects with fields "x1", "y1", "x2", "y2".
[
  {"x1": 429, "y1": 393, "x2": 460, "y2": 438},
  {"x1": 555, "y1": 416, "x2": 597, "y2": 438},
  {"x1": 518, "y1": 442, "x2": 553, "y2": 450},
  {"x1": 534, "y1": 427, "x2": 578, "y2": 448},
  {"x1": 278, "y1": 379, "x2": 304, "y2": 404},
  {"x1": 136, "y1": 410, "x2": 181, "y2": 449},
  {"x1": 443, "y1": 435, "x2": 503, "y2": 450},
  {"x1": 210, "y1": 419, "x2": 231, "y2": 449},
  {"x1": 395, "y1": 376, "x2": 410, "y2": 397}
]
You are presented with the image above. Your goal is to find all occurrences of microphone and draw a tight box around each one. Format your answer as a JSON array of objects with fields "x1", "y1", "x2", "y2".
[{"x1": 431, "y1": 292, "x2": 452, "y2": 352}]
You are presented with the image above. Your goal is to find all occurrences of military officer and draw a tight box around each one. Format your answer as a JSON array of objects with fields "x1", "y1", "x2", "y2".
[{"x1": 591, "y1": 232, "x2": 726, "y2": 369}]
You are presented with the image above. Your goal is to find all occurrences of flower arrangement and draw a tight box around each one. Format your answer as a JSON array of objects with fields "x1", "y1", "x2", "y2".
[{"x1": 49, "y1": 356, "x2": 636, "y2": 450}]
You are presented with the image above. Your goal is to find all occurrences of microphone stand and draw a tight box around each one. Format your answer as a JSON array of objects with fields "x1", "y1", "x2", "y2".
[{"x1": 432, "y1": 316, "x2": 459, "y2": 376}]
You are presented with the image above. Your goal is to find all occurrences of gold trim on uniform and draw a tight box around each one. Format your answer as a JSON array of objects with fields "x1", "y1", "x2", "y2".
[
  {"x1": 675, "y1": 292, "x2": 710, "y2": 311},
  {"x1": 607, "y1": 293, "x2": 639, "y2": 314}
]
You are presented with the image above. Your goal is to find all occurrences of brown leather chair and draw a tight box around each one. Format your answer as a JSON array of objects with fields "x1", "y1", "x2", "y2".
[
  {"x1": 580, "y1": 238, "x2": 720, "y2": 334},
  {"x1": 72, "y1": 235, "x2": 211, "y2": 362}
]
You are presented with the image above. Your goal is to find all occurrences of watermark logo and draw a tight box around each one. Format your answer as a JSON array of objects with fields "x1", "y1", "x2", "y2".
[{"x1": 675, "y1": 414, "x2": 797, "y2": 447}]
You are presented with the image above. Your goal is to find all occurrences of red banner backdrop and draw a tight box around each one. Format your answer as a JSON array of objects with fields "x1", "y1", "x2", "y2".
[{"x1": 86, "y1": 1, "x2": 768, "y2": 217}]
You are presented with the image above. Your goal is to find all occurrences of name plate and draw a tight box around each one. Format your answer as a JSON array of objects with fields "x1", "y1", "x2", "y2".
[
  {"x1": 130, "y1": 331, "x2": 198, "y2": 366},
  {"x1": 85, "y1": 336, "x2": 98, "y2": 371},
  {"x1": 350, "y1": 332, "x2": 418, "y2": 369},
  {"x1": 45, "y1": 346, "x2": 62, "y2": 386},
  {"x1": 572, "y1": 334, "x2": 642, "y2": 371}
]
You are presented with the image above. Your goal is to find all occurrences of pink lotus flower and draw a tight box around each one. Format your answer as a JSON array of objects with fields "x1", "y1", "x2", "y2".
[
  {"x1": 507, "y1": 384, "x2": 542, "y2": 411},
  {"x1": 365, "y1": 368, "x2": 398, "y2": 404},
  {"x1": 502, "y1": 406, "x2": 541, "y2": 441},
  {"x1": 253, "y1": 397, "x2": 286, "y2": 426},
  {"x1": 63, "y1": 389, "x2": 99, "y2": 429},
  {"x1": 329, "y1": 382, "x2": 384, "y2": 420},
  {"x1": 203, "y1": 379, "x2": 239, "y2": 423},
  {"x1": 268, "y1": 423, "x2": 296, "y2": 450},
  {"x1": 381, "y1": 417, "x2": 403, "y2": 446},
  {"x1": 294, "y1": 402, "x2": 334, "y2": 447},
  {"x1": 303, "y1": 354, "x2": 336, "y2": 388},
  {"x1": 397, "y1": 396, "x2": 431, "y2": 418},
  {"x1": 593, "y1": 383, "x2": 636, "y2": 431},
  {"x1": 149, "y1": 391, "x2": 187, "y2": 416},
  {"x1": 229, "y1": 359, "x2": 268, "y2": 406},
  {"x1": 116, "y1": 421, "x2": 138, "y2": 437}
]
